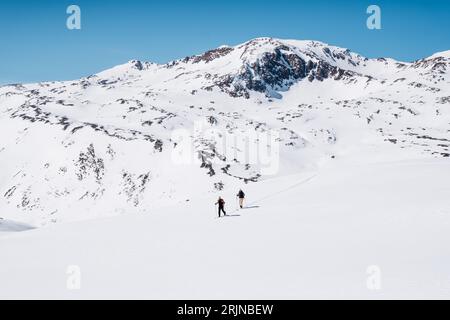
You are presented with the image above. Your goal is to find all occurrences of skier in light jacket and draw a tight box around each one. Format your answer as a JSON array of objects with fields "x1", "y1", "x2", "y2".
[{"x1": 237, "y1": 189, "x2": 245, "y2": 209}]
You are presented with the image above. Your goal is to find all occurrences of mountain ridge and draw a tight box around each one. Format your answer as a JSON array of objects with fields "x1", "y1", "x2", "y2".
[{"x1": 0, "y1": 37, "x2": 449, "y2": 226}]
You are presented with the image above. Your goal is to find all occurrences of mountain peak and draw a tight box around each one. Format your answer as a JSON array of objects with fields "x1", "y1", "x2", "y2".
[
  {"x1": 428, "y1": 50, "x2": 450, "y2": 60},
  {"x1": 85, "y1": 37, "x2": 447, "y2": 100},
  {"x1": 173, "y1": 37, "x2": 373, "y2": 99}
]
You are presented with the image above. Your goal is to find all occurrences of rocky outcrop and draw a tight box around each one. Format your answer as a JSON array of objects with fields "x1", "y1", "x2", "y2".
[{"x1": 212, "y1": 45, "x2": 356, "y2": 98}]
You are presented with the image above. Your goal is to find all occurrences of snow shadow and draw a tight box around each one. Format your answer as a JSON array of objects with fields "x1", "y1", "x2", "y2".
[{"x1": 0, "y1": 219, "x2": 35, "y2": 233}]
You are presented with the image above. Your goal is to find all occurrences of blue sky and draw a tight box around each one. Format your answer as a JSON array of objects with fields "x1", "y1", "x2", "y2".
[{"x1": 0, "y1": 0, "x2": 449, "y2": 84}]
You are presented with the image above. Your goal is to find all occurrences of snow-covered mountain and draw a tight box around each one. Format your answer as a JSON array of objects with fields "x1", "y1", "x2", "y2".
[
  {"x1": 1, "y1": 37, "x2": 449, "y2": 226},
  {"x1": 1, "y1": 37, "x2": 450, "y2": 299}
]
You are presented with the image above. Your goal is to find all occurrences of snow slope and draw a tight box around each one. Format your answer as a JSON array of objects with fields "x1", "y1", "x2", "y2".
[
  {"x1": 1, "y1": 157, "x2": 450, "y2": 299},
  {"x1": 0, "y1": 37, "x2": 450, "y2": 299}
]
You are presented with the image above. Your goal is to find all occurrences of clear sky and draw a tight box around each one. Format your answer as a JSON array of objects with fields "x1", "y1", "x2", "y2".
[{"x1": 1, "y1": 0, "x2": 449, "y2": 84}]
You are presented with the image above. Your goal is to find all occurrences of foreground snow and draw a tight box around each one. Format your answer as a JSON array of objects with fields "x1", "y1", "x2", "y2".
[{"x1": 1, "y1": 157, "x2": 449, "y2": 299}]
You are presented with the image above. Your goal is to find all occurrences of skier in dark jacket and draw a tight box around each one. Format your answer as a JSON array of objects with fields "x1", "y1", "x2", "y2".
[
  {"x1": 215, "y1": 197, "x2": 226, "y2": 217},
  {"x1": 237, "y1": 189, "x2": 245, "y2": 209}
]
